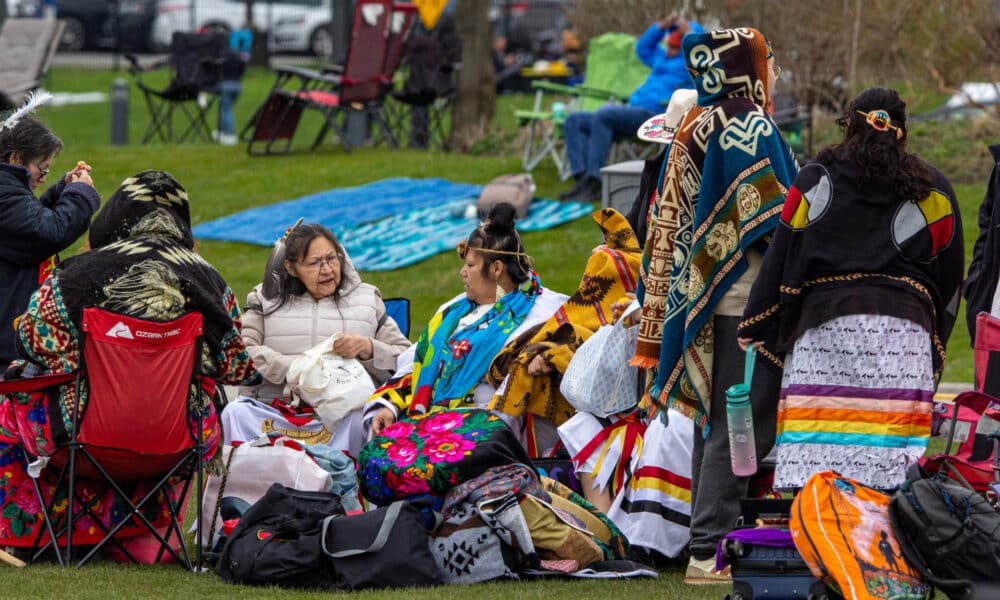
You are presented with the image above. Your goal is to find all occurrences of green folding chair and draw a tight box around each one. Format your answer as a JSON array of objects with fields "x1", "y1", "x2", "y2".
[{"x1": 515, "y1": 32, "x2": 652, "y2": 180}]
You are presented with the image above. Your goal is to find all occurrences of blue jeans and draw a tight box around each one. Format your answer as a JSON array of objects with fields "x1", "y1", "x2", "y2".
[
  {"x1": 218, "y1": 79, "x2": 243, "y2": 135},
  {"x1": 563, "y1": 104, "x2": 655, "y2": 180}
]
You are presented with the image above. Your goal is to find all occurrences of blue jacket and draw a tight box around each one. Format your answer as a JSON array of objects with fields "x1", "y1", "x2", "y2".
[
  {"x1": 629, "y1": 21, "x2": 704, "y2": 113},
  {"x1": 0, "y1": 163, "x2": 100, "y2": 370}
]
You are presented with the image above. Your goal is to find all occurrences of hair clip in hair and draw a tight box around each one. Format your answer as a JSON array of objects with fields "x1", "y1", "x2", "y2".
[
  {"x1": 281, "y1": 217, "x2": 304, "y2": 241},
  {"x1": 857, "y1": 109, "x2": 903, "y2": 139},
  {"x1": 764, "y1": 38, "x2": 774, "y2": 59}
]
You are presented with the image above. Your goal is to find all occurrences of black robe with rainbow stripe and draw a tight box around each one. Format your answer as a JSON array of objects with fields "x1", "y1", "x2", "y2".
[{"x1": 738, "y1": 158, "x2": 964, "y2": 378}]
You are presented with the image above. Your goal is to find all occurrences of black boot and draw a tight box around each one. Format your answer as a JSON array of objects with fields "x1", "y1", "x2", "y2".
[
  {"x1": 558, "y1": 174, "x2": 586, "y2": 200},
  {"x1": 565, "y1": 176, "x2": 602, "y2": 202}
]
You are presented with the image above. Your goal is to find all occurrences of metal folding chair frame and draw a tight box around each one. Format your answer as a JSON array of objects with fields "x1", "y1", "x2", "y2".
[
  {"x1": 125, "y1": 33, "x2": 227, "y2": 144},
  {"x1": 0, "y1": 314, "x2": 211, "y2": 570}
]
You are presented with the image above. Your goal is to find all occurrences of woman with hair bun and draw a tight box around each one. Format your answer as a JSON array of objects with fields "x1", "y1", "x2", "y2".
[
  {"x1": 739, "y1": 87, "x2": 965, "y2": 491},
  {"x1": 366, "y1": 202, "x2": 568, "y2": 444}
]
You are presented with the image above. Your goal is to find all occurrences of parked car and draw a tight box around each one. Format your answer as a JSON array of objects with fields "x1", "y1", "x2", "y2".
[
  {"x1": 270, "y1": 7, "x2": 332, "y2": 56},
  {"x1": 9, "y1": 0, "x2": 157, "y2": 51},
  {"x1": 152, "y1": 0, "x2": 333, "y2": 55}
]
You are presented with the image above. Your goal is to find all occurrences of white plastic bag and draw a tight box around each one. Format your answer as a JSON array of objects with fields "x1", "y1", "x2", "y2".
[
  {"x1": 199, "y1": 438, "x2": 333, "y2": 544},
  {"x1": 284, "y1": 333, "x2": 375, "y2": 431},
  {"x1": 560, "y1": 306, "x2": 640, "y2": 417}
]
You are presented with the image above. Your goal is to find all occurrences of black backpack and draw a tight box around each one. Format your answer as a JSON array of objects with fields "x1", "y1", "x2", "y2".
[
  {"x1": 216, "y1": 483, "x2": 345, "y2": 589},
  {"x1": 888, "y1": 472, "x2": 1000, "y2": 599},
  {"x1": 217, "y1": 483, "x2": 441, "y2": 591}
]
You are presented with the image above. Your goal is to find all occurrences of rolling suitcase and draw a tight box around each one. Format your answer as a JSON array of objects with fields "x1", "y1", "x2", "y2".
[{"x1": 722, "y1": 498, "x2": 838, "y2": 600}]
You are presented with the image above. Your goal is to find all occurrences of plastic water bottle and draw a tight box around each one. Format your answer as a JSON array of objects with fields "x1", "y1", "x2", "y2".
[
  {"x1": 552, "y1": 101, "x2": 567, "y2": 119},
  {"x1": 726, "y1": 346, "x2": 758, "y2": 477}
]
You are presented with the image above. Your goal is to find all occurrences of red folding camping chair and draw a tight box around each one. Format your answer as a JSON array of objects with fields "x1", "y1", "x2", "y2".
[
  {"x1": 0, "y1": 308, "x2": 213, "y2": 568},
  {"x1": 920, "y1": 390, "x2": 1000, "y2": 497},
  {"x1": 241, "y1": 0, "x2": 395, "y2": 155},
  {"x1": 975, "y1": 311, "x2": 1000, "y2": 398}
]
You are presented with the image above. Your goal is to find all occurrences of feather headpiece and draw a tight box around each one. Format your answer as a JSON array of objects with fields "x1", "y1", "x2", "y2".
[
  {"x1": 0, "y1": 91, "x2": 53, "y2": 132},
  {"x1": 262, "y1": 217, "x2": 304, "y2": 299}
]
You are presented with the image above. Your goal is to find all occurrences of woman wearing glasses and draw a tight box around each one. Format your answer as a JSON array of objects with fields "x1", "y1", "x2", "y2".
[
  {"x1": 739, "y1": 87, "x2": 964, "y2": 491},
  {"x1": 221, "y1": 222, "x2": 411, "y2": 458},
  {"x1": 0, "y1": 115, "x2": 98, "y2": 377}
]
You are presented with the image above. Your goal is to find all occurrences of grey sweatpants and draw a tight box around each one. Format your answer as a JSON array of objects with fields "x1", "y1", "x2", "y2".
[{"x1": 688, "y1": 315, "x2": 780, "y2": 560}]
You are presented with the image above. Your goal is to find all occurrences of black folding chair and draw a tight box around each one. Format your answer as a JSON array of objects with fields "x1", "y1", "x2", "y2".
[
  {"x1": 126, "y1": 32, "x2": 228, "y2": 144},
  {"x1": 387, "y1": 24, "x2": 462, "y2": 151}
]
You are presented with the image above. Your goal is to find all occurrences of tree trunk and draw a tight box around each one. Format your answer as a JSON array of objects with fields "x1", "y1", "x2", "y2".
[
  {"x1": 451, "y1": 0, "x2": 495, "y2": 150},
  {"x1": 244, "y1": 0, "x2": 268, "y2": 66},
  {"x1": 848, "y1": 0, "x2": 861, "y2": 93}
]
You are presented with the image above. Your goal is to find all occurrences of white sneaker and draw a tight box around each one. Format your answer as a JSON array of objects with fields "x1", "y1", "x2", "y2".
[
  {"x1": 684, "y1": 555, "x2": 731, "y2": 584},
  {"x1": 217, "y1": 132, "x2": 238, "y2": 146}
]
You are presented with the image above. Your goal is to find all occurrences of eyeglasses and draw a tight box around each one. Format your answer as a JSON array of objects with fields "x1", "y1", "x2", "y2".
[
  {"x1": 34, "y1": 162, "x2": 50, "y2": 177},
  {"x1": 298, "y1": 255, "x2": 338, "y2": 270}
]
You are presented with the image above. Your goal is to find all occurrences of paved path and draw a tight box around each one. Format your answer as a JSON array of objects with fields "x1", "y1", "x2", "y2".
[
  {"x1": 936, "y1": 381, "x2": 975, "y2": 400},
  {"x1": 52, "y1": 51, "x2": 314, "y2": 70}
]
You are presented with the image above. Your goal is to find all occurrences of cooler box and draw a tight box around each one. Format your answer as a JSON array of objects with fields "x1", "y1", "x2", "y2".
[{"x1": 600, "y1": 159, "x2": 644, "y2": 215}]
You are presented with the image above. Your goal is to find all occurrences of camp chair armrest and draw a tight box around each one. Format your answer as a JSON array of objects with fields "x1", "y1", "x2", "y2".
[
  {"x1": 320, "y1": 64, "x2": 344, "y2": 76},
  {"x1": 530, "y1": 80, "x2": 575, "y2": 95},
  {"x1": 124, "y1": 53, "x2": 169, "y2": 74},
  {"x1": 571, "y1": 84, "x2": 620, "y2": 101},
  {"x1": 273, "y1": 65, "x2": 340, "y2": 86},
  {"x1": 0, "y1": 370, "x2": 78, "y2": 394}
]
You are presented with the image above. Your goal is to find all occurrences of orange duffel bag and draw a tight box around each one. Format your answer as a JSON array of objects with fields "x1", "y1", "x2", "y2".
[{"x1": 789, "y1": 470, "x2": 929, "y2": 600}]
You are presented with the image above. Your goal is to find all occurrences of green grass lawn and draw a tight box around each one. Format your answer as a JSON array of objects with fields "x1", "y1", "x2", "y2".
[{"x1": 0, "y1": 66, "x2": 992, "y2": 595}]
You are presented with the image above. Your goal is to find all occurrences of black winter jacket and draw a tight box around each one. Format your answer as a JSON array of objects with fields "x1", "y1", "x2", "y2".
[
  {"x1": 963, "y1": 145, "x2": 1000, "y2": 344},
  {"x1": 0, "y1": 163, "x2": 100, "y2": 371}
]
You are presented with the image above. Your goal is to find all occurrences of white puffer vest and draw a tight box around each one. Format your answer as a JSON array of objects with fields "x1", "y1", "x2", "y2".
[{"x1": 238, "y1": 281, "x2": 382, "y2": 401}]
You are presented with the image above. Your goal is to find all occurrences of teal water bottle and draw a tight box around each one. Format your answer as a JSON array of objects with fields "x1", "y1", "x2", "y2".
[{"x1": 725, "y1": 346, "x2": 758, "y2": 477}]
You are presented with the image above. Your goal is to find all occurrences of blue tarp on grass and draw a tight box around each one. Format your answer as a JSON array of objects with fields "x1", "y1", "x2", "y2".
[
  {"x1": 192, "y1": 177, "x2": 483, "y2": 246},
  {"x1": 192, "y1": 177, "x2": 593, "y2": 271},
  {"x1": 341, "y1": 198, "x2": 593, "y2": 271}
]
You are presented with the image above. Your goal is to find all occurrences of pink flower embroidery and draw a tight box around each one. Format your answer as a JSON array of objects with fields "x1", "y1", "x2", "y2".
[
  {"x1": 386, "y1": 439, "x2": 419, "y2": 467},
  {"x1": 380, "y1": 421, "x2": 415, "y2": 439},
  {"x1": 422, "y1": 432, "x2": 475, "y2": 463},
  {"x1": 450, "y1": 339, "x2": 471, "y2": 359},
  {"x1": 394, "y1": 471, "x2": 431, "y2": 495},
  {"x1": 12, "y1": 480, "x2": 41, "y2": 515},
  {"x1": 417, "y1": 411, "x2": 465, "y2": 434}
]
